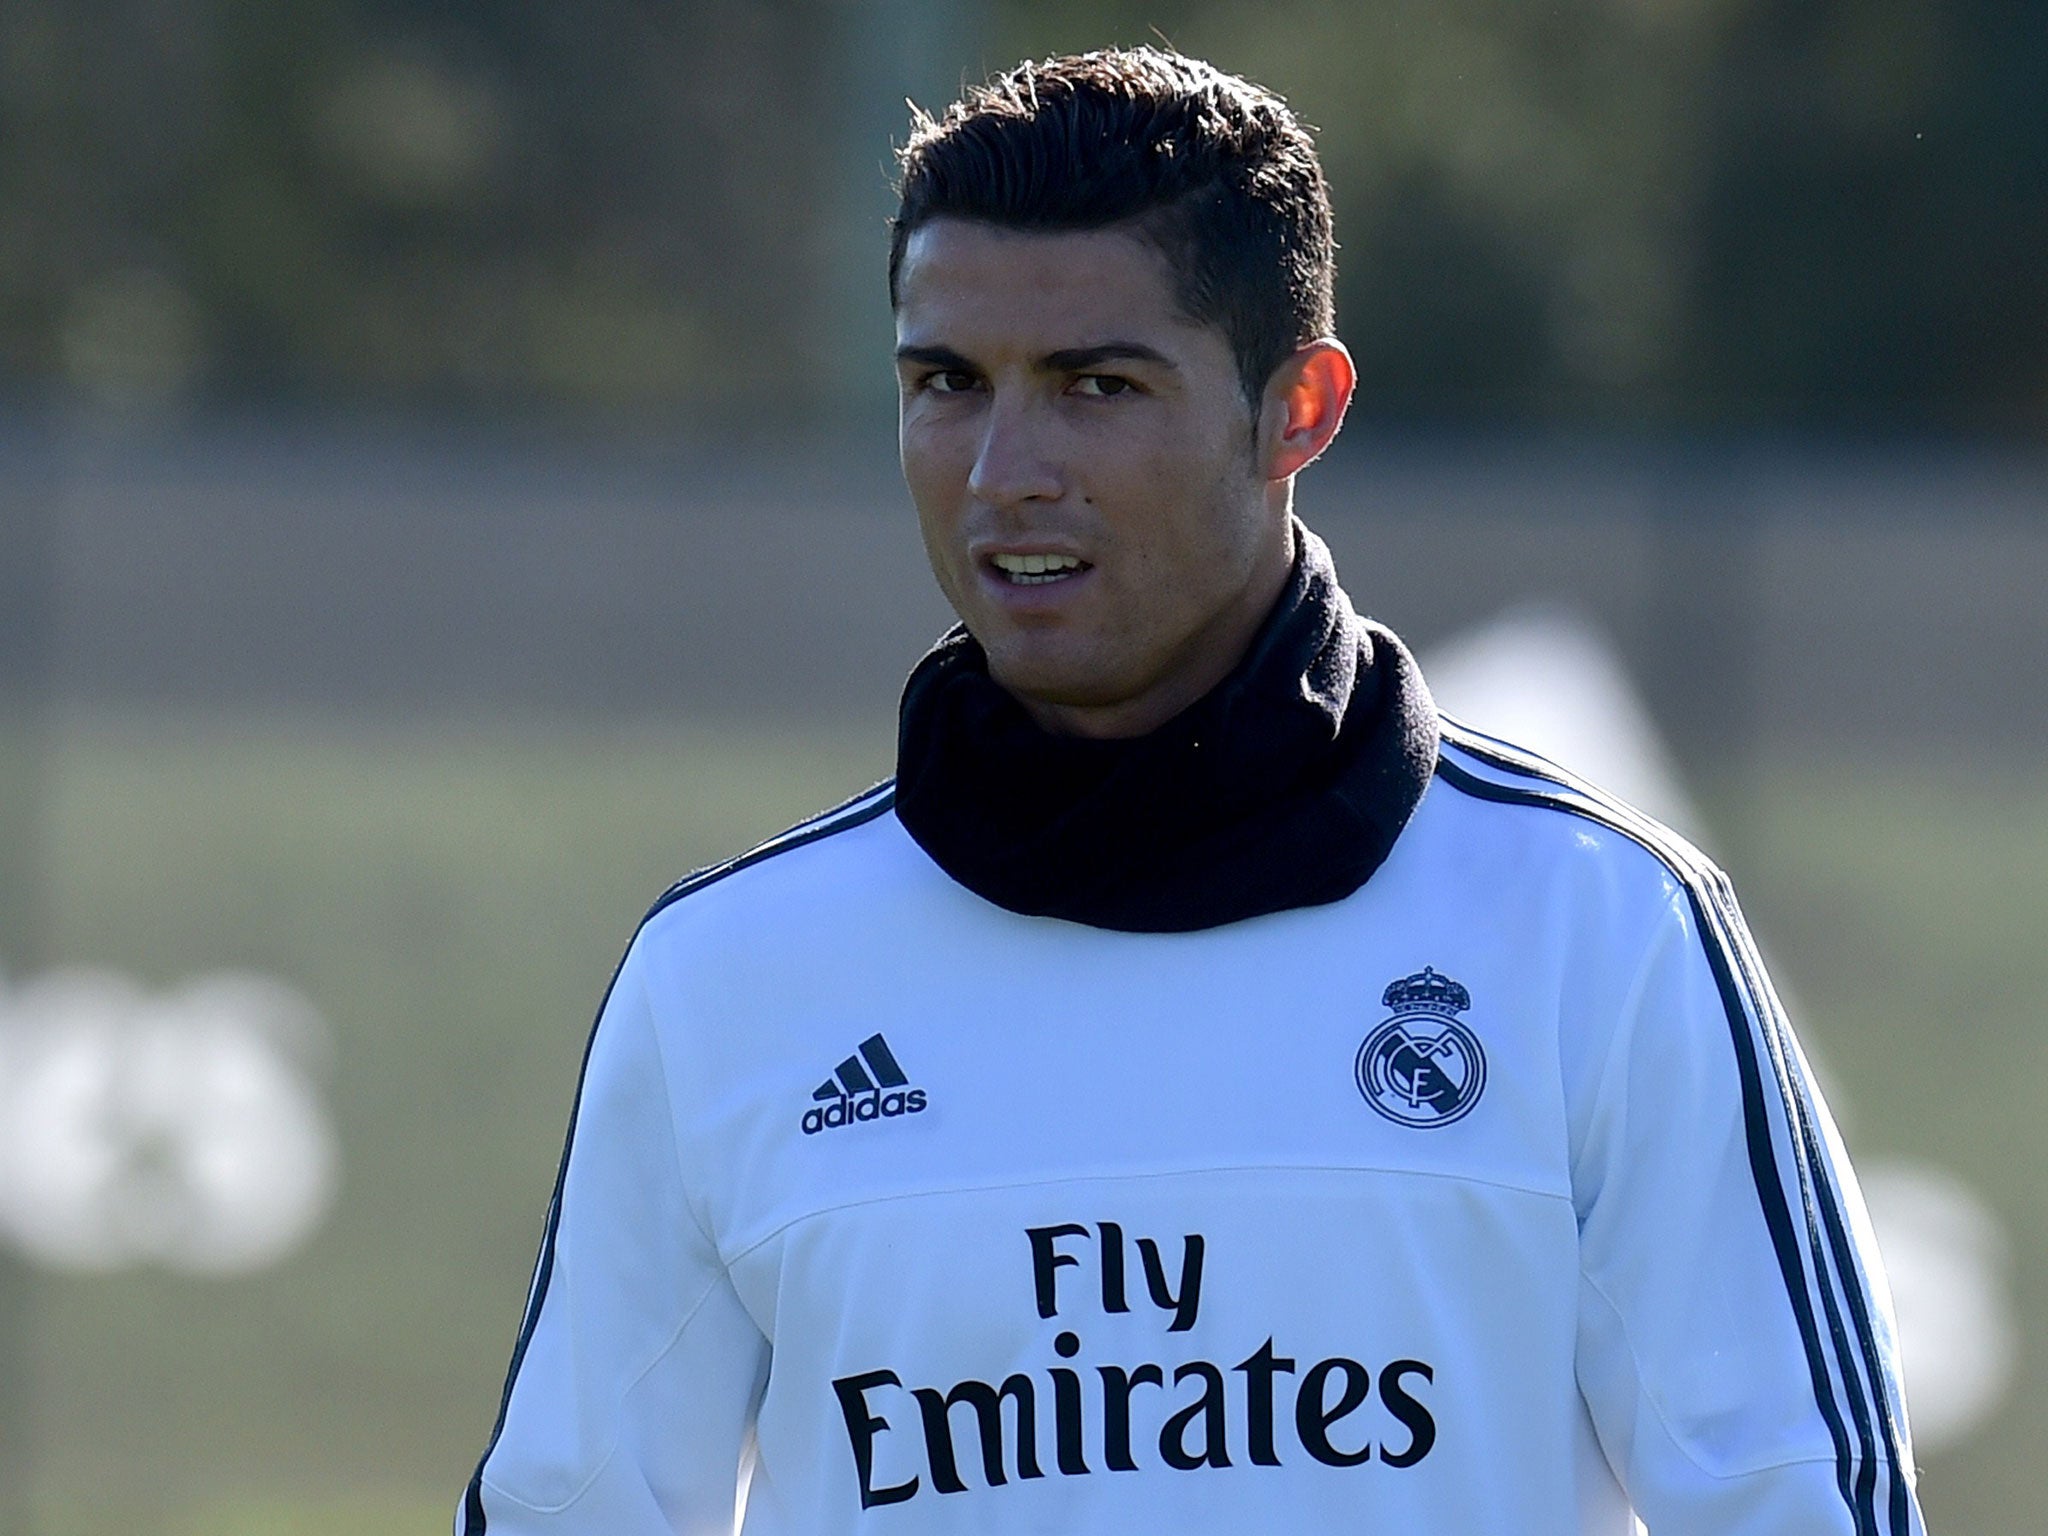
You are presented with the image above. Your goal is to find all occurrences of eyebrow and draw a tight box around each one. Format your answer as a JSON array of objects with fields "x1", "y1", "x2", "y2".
[
  {"x1": 894, "y1": 344, "x2": 976, "y2": 372},
  {"x1": 893, "y1": 341, "x2": 1178, "y2": 373},
  {"x1": 1044, "y1": 342, "x2": 1177, "y2": 372}
]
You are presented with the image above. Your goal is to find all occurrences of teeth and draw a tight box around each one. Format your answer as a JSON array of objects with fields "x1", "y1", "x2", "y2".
[{"x1": 992, "y1": 552, "x2": 1083, "y2": 582}]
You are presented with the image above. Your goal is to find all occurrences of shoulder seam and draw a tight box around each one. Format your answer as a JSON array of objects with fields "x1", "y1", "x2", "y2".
[
  {"x1": 1437, "y1": 715, "x2": 1717, "y2": 871},
  {"x1": 1433, "y1": 751, "x2": 1691, "y2": 879},
  {"x1": 1438, "y1": 711, "x2": 1580, "y2": 786},
  {"x1": 643, "y1": 779, "x2": 897, "y2": 926},
  {"x1": 722, "y1": 1160, "x2": 1575, "y2": 1271}
]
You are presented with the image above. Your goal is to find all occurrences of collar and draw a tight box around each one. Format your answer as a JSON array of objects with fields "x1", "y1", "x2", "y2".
[{"x1": 894, "y1": 523, "x2": 1440, "y2": 932}]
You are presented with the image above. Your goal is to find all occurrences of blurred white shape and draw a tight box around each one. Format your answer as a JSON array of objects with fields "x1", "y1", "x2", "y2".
[
  {"x1": 0, "y1": 970, "x2": 338, "y2": 1275},
  {"x1": 1423, "y1": 603, "x2": 1704, "y2": 845},
  {"x1": 1859, "y1": 1158, "x2": 2017, "y2": 1454},
  {"x1": 1425, "y1": 605, "x2": 2018, "y2": 1454}
]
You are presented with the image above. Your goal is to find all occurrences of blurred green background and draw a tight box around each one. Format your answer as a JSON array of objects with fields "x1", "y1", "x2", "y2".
[
  {"x1": 0, "y1": 2, "x2": 2043, "y2": 1533},
  {"x1": 3, "y1": 0, "x2": 2043, "y2": 427}
]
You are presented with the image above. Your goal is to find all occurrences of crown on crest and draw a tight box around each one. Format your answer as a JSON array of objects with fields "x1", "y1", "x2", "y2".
[{"x1": 1382, "y1": 966, "x2": 1471, "y2": 1016}]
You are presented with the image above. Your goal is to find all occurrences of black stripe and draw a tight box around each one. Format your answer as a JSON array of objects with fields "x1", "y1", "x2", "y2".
[
  {"x1": 1433, "y1": 751, "x2": 1877, "y2": 1533},
  {"x1": 1702, "y1": 865, "x2": 1912, "y2": 1535},
  {"x1": 642, "y1": 781, "x2": 898, "y2": 925},
  {"x1": 859, "y1": 1033, "x2": 910, "y2": 1089},
  {"x1": 1438, "y1": 726, "x2": 1912, "y2": 1530},
  {"x1": 460, "y1": 783, "x2": 897, "y2": 1533},
  {"x1": 834, "y1": 1055, "x2": 877, "y2": 1095}
]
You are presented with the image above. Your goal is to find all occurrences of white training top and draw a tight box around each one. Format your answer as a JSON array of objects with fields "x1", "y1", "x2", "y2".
[{"x1": 459, "y1": 722, "x2": 1923, "y2": 1536}]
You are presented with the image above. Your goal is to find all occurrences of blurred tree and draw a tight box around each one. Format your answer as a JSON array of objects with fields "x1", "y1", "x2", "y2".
[
  {"x1": 998, "y1": 0, "x2": 2048, "y2": 431},
  {"x1": 0, "y1": 0, "x2": 2040, "y2": 428},
  {"x1": 1684, "y1": 0, "x2": 2048, "y2": 429},
  {"x1": 0, "y1": 0, "x2": 847, "y2": 411}
]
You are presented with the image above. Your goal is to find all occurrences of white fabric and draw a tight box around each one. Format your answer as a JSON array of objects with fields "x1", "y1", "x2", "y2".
[{"x1": 463, "y1": 735, "x2": 1922, "y2": 1535}]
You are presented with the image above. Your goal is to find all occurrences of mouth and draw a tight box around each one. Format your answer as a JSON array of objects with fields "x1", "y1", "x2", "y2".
[{"x1": 987, "y1": 551, "x2": 1092, "y2": 587}]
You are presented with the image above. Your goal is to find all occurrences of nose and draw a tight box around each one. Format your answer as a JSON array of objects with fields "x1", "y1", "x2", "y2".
[{"x1": 967, "y1": 393, "x2": 1062, "y2": 508}]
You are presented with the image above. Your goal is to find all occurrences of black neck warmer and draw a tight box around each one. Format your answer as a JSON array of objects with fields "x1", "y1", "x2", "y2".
[{"x1": 894, "y1": 524, "x2": 1440, "y2": 932}]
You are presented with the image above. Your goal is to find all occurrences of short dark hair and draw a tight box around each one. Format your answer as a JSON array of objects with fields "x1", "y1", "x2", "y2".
[{"x1": 889, "y1": 48, "x2": 1336, "y2": 407}]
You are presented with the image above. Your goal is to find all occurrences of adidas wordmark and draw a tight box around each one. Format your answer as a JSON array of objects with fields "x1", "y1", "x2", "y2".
[{"x1": 802, "y1": 1032, "x2": 929, "y2": 1135}]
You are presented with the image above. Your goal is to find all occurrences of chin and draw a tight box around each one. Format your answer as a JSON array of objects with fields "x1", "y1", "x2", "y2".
[{"x1": 982, "y1": 650, "x2": 1126, "y2": 713}]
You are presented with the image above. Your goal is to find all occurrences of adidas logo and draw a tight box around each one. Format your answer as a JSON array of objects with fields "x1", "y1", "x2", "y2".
[{"x1": 801, "y1": 1033, "x2": 928, "y2": 1135}]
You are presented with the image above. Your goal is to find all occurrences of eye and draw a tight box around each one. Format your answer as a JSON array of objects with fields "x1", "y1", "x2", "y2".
[
  {"x1": 920, "y1": 370, "x2": 980, "y2": 395},
  {"x1": 1071, "y1": 374, "x2": 1135, "y2": 398}
]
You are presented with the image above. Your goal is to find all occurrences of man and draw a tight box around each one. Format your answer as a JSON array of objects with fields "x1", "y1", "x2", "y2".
[{"x1": 460, "y1": 48, "x2": 1924, "y2": 1535}]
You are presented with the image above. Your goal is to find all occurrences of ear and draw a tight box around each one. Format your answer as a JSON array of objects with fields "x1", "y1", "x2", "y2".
[{"x1": 1259, "y1": 339, "x2": 1356, "y2": 482}]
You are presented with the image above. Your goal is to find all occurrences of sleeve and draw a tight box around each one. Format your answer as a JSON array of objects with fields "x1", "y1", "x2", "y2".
[
  {"x1": 458, "y1": 936, "x2": 770, "y2": 1536},
  {"x1": 1564, "y1": 870, "x2": 1925, "y2": 1536}
]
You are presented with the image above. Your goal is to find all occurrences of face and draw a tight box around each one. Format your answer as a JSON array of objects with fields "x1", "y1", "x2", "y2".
[{"x1": 893, "y1": 219, "x2": 1297, "y2": 739}]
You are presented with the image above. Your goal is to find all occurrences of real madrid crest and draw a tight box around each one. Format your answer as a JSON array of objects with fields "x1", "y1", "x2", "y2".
[{"x1": 1357, "y1": 967, "x2": 1486, "y2": 1128}]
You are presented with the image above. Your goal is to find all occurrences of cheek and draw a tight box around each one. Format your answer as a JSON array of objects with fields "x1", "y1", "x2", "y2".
[
  {"x1": 1096, "y1": 427, "x2": 1254, "y2": 565},
  {"x1": 899, "y1": 432, "x2": 963, "y2": 527},
  {"x1": 899, "y1": 435, "x2": 977, "y2": 611}
]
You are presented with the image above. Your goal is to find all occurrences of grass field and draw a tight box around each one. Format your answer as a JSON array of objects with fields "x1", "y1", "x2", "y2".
[{"x1": 16, "y1": 714, "x2": 2044, "y2": 1533}]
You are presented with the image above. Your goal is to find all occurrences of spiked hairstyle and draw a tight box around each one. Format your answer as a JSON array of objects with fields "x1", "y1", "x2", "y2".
[{"x1": 890, "y1": 48, "x2": 1337, "y2": 407}]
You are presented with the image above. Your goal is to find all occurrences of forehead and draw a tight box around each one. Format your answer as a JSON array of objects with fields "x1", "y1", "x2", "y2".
[{"x1": 894, "y1": 219, "x2": 1205, "y2": 353}]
